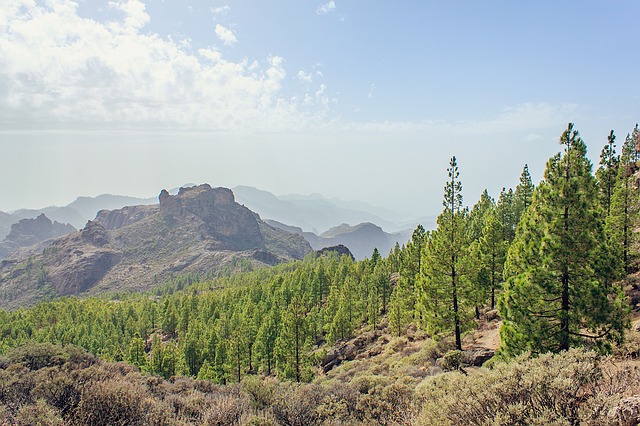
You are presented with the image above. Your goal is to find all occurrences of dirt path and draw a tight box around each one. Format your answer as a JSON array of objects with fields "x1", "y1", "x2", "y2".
[{"x1": 464, "y1": 320, "x2": 501, "y2": 351}]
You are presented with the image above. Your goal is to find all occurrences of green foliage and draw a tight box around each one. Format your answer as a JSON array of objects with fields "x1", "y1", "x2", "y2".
[
  {"x1": 596, "y1": 130, "x2": 620, "y2": 215},
  {"x1": 420, "y1": 156, "x2": 474, "y2": 350},
  {"x1": 605, "y1": 125, "x2": 640, "y2": 275},
  {"x1": 514, "y1": 163, "x2": 535, "y2": 225},
  {"x1": 500, "y1": 123, "x2": 628, "y2": 356}
]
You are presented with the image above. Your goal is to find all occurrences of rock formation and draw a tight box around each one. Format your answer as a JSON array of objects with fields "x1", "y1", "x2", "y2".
[
  {"x1": 0, "y1": 214, "x2": 76, "y2": 260},
  {"x1": 0, "y1": 185, "x2": 312, "y2": 309}
]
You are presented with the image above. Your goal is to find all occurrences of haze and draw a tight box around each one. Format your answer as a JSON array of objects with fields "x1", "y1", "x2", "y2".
[{"x1": 1, "y1": 1, "x2": 638, "y2": 216}]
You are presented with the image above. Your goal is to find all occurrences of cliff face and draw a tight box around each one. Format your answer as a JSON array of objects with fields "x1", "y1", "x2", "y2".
[{"x1": 0, "y1": 185, "x2": 312, "y2": 309}]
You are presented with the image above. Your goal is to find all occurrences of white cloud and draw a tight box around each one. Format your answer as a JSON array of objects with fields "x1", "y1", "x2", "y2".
[
  {"x1": 108, "y1": 0, "x2": 150, "y2": 31},
  {"x1": 297, "y1": 70, "x2": 313, "y2": 83},
  {"x1": 215, "y1": 24, "x2": 237, "y2": 45},
  {"x1": 316, "y1": 1, "x2": 336, "y2": 15},
  {"x1": 211, "y1": 5, "x2": 230, "y2": 17},
  {"x1": 0, "y1": 0, "x2": 333, "y2": 132}
]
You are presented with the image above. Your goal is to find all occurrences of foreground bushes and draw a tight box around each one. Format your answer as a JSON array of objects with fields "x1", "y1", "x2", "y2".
[
  {"x1": 416, "y1": 349, "x2": 640, "y2": 426},
  {"x1": 1, "y1": 343, "x2": 639, "y2": 425},
  {"x1": 0, "y1": 343, "x2": 420, "y2": 425}
]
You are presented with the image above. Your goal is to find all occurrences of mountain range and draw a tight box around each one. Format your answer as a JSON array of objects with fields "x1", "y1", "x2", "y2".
[
  {"x1": 0, "y1": 185, "x2": 432, "y2": 262},
  {"x1": 0, "y1": 184, "x2": 311, "y2": 309}
]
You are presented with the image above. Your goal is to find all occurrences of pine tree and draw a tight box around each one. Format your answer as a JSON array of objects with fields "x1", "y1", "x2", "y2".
[
  {"x1": 514, "y1": 164, "x2": 535, "y2": 225},
  {"x1": 421, "y1": 156, "x2": 473, "y2": 350},
  {"x1": 606, "y1": 126, "x2": 640, "y2": 274},
  {"x1": 275, "y1": 295, "x2": 309, "y2": 382},
  {"x1": 468, "y1": 189, "x2": 494, "y2": 242},
  {"x1": 473, "y1": 210, "x2": 508, "y2": 310},
  {"x1": 500, "y1": 123, "x2": 627, "y2": 355},
  {"x1": 495, "y1": 187, "x2": 517, "y2": 243},
  {"x1": 127, "y1": 333, "x2": 147, "y2": 370},
  {"x1": 255, "y1": 307, "x2": 278, "y2": 375},
  {"x1": 596, "y1": 130, "x2": 620, "y2": 215}
]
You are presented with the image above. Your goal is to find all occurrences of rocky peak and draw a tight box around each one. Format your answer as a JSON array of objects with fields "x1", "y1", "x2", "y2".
[
  {"x1": 3, "y1": 214, "x2": 76, "y2": 248},
  {"x1": 79, "y1": 220, "x2": 109, "y2": 247},
  {"x1": 158, "y1": 184, "x2": 262, "y2": 250},
  {"x1": 159, "y1": 184, "x2": 235, "y2": 213}
]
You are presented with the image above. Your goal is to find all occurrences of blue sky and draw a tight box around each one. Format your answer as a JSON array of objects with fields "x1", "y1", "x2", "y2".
[{"x1": 0, "y1": 0, "x2": 639, "y2": 220}]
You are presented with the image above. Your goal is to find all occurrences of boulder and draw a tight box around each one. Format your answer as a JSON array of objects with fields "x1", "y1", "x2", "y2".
[{"x1": 464, "y1": 349, "x2": 495, "y2": 367}]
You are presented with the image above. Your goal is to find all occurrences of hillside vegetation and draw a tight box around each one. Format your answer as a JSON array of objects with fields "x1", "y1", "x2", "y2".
[{"x1": 0, "y1": 123, "x2": 639, "y2": 425}]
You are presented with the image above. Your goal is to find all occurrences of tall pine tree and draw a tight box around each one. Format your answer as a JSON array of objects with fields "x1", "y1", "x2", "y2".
[
  {"x1": 500, "y1": 123, "x2": 627, "y2": 355},
  {"x1": 606, "y1": 125, "x2": 639, "y2": 274},
  {"x1": 421, "y1": 156, "x2": 472, "y2": 350},
  {"x1": 596, "y1": 130, "x2": 620, "y2": 215}
]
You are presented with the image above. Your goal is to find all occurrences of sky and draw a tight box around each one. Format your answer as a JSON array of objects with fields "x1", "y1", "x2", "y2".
[{"x1": 0, "y1": 0, "x2": 639, "y2": 218}]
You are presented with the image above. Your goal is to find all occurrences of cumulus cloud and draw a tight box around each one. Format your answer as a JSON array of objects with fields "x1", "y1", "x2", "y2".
[
  {"x1": 0, "y1": 0, "x2": 329, "y2": 132},
  {"x1": 215, "y1": 24, "x2": 237, "y2": 45},
  {"x1": 316, "y1": 1, "x2": 336, "y2": 15},
  {"x1": 108, "y1": 0, "x2": 149, "y2": 31}
]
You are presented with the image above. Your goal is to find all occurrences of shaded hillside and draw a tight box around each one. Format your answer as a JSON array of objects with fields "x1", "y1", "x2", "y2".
[
  {"x1": 0, "y1": 185, "x2": 311, "y2": 309},
  {"x1": 266, "y1": 219, "x2": 411, "y2": 260},
  {"x1": 0, "y1": 214, "x2": 76, "y2": 260}
]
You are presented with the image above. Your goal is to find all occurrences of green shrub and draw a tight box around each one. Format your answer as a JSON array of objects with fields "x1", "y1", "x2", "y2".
[{"x1": 441, "y1": 349, "x2": 465, "y2": 371}]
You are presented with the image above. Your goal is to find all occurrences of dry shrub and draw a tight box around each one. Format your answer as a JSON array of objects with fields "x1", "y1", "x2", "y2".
[
  {"x1": 239, "y1": 411, "x2": 279, "y2": 426},
  {"x1": 71, "y1": 376, "x2": 150, "y2": 426},
  {"x1": 271, "y1": 382, "x2": 324, "y2": 426},
  {"x1": 441, "y1": 349, "x2": 465, "y2": 371},
  {"x1": 416, "y1": 349, "x2": 604, "y2": 426},
  {"x1": 315, "y1": 381, "x2": 358, "y2": 423},
  {"x1": 241, "y1": 376, "x2": 278, "y2": 409},
  {"x1": 31, "y1": 367, "x2": 80, "y2": 417},
  {"x1": 201, "y1": 389, "x2": 252, "y2": 426},
  {"x1": 7, "y1": 342, "x2": 67, "y2": 371},
  {"x1": 15, "y1": 398, "x2": 64, "y2": 426},
  {"x1": 355, "y1": 380, "x2": 418, "y2": 425},
  {"x1": 164, "y1": 389, "x2": 209, "y2": 422},
  {"x1": 0, "y1": 364, "x2": 35, "y2": 415}
]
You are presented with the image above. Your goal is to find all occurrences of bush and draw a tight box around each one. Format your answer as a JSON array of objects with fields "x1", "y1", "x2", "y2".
[
  {"x1": 441, "y1": 350, "x2": 465, "y2": 371},
  {"x1": 15, "y1": 399, "x2": 64, "y2": 426},
  {"x1": 271, "y1": 382, "x2": 324, "y2": 426},
  {"x1": 71, "y1": 377, "x2": 150, "y2": 426},
  {"x1": 7, "y1": 343, "x2": 67, "y2": 371},
  {"x1": 416, "y1": 349, "x2": 604, "y2": 425}
]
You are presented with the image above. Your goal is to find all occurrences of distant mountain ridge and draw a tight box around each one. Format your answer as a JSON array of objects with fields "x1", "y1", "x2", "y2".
[
  {"x1": 0, "y1": 185, "x2": 311, "y2": 309},
  {"x1": 233, "y1": 185, "x2": 432, "y2": 234},
  {"x1": 265, "y1": 219, "x2": 411, "y2": 260},
  {"x1": 0, "y1": 185, "x2": 431, "y2": 263}
]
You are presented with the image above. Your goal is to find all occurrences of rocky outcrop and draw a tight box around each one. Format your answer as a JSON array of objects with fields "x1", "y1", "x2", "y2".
[
  {"x1": 94, "y1": 206, "x2": 156, "y2": 231},
  {"x1": 0, "y1": 214, "x2": 76, "y2": 259},
  {"x1": 317, "y1": 244, "x2": 355, "y2": 260},
  {"x1": 159, "y1": 185, "x2": 264, "y2": 251},
  {"x1": 0, "y1": 185, "x2": 312, "y2": 309},
  {"x1": 5, "y1": 214, "x2": 75, "y2": 246}
]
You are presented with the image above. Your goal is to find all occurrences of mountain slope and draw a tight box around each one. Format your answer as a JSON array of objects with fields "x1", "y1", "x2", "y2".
[{"x1": 0, "y1": 185, "x2": 311, "y2": 309}]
